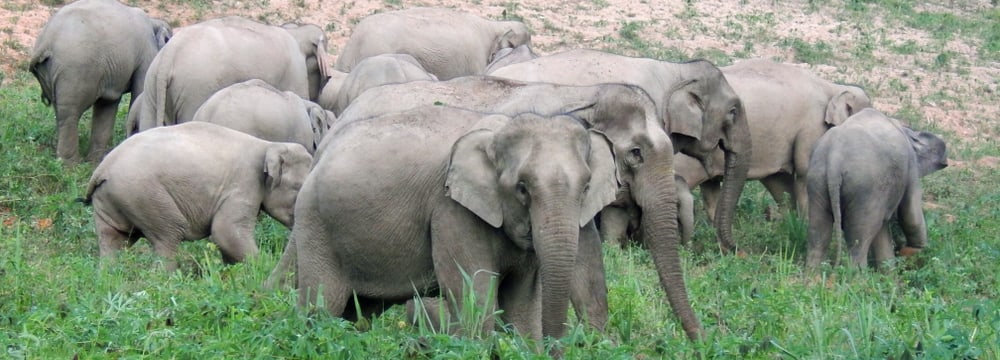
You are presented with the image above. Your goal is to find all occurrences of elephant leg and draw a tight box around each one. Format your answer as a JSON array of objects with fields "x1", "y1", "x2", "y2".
[
  {"x1": 676, "y1": 177, "x2": 695, "y2": 246},
  {"x1": 842, "y1": 213, "x2": 884, "y2": 268},
  {"x1": 294, "y1": 225, "x2": 351, "y2": 317},
  {"x1": 96, "y1": 216, "x2": 130, "y2": 258},
  {"x1": 148, "y1": 234, "x2": 182, "y2": 273},
  {"x1": 761, "y1": 174, "x2": 795, "y2": 221},
  {"x1": 264, "y1": 236, "x2": 297, "y2": 290},
  {"x1": 700, "y1": 180, "x2": 722, "y2": 224},
  {"x1": 598, "y1": 206, "x2": 633, "y2": 248},
  {"x1": 870, "y1": 225, "x2": 894, "y2": 269},
  {"x1": 897, "y1": 182, "x2": 928, "y2": 251},
  {"x1": 210, "y1": 204, "x2": 260, "y2": 264},
  {"x1": 570, "y1": 221, "x2": 609, "y2": 331},
  {"x1": 406, "y1": 297, "x2": 451, "y2": 333},
  {"x1": 87, "y1": 98, "x2": 121, "y2": 163},
  {"x1": 805, "y1": 198, "x2": 834, "y2": 268},
  {"x1": 499, "y1": 262, "x2": 543, "y2": 339},
  {"x1": 53, "y1": 101, "x2": 88, "y2": 164},
  {"x1": 430, "y1": 213, "x2": 502, "y2": 336}
]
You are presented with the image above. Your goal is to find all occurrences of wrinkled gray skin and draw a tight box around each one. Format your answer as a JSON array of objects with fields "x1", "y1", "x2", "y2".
[
  {"x1": 288, "y1": 107, "x2": 618, "y2": 345},
  {"x1": 191, "y1": 79, "x2": 336, "y2": 154},
  {"x1": 334, "y1": 7, "x2": 531, "y2": 80},
  {"x1": 84, "y1": 122, "x2": 312, "y2": 271},
  {"x1": 603, "y1": 59, "x2": 872, "y2": 246},
  {"x1": 29, "y1": 0, "x2": 171, "y2": 164},
  {"x1": 491, "y1": 49, "x2": 751, "y2": 253},
  {"x1": 485, "y1": 44, "x2": 539, "y2": 74},
  {"x1": 806, "y1": 109, "x2": 948, "y2": 269},
  {"x1": 132, "y1": 17, "x2": 329, "y2": 133},
  {"x1": 280, "y1": 76, "x2": 702, "y2": 341},
  {"x1": 329, "y1": 54, "x2": 437, "y2": 115}
]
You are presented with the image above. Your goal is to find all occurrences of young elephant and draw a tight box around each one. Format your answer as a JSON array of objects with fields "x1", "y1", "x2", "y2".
[
  {"x1": 806, "y1": 109, "x2": 948, "y2": 268},
  {"x1": 289, "y1": 106, "x2": 618, "y2": 344},
  {"x1": 328, "y1": 54, "x2": 437, "y2": 115},
  {"x1": 84, "y1": 122, "x2": 312, "y2": 271},
  {"x1": 192, "y1": 79, "x2": 336, "y2": 154},
  {"x1": 334, "y1": 7, "x2": 531, "y2": 80},
  {"x1": 29, "y1": 0, "x2": 172, "y2": 163}
]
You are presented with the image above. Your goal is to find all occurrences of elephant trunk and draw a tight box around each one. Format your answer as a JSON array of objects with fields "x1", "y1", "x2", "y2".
[
  {"x1": 531, "y1": 190, "x2": 580, "y2": 340},
  {"x1": 715, "y1": 109, "x2": 751, "y2": 253},
  {"x1": 635, "y1": 152, "x2": 704, "y2": 341}
]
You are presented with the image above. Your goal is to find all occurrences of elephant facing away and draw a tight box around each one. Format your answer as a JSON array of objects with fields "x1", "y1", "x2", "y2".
[
  {"x1": 806, "y1": 109, "x2": 948, "y2": 269},
  {"x1": 290, "y1": 106, "x2": 618, "y2": 345},
  {"x1": 29, "y1": 0, "x2": 172, "y2": 163},
  {"x1": 289, "y1": 76, "x2": 702, "y2": 341},
  {"x1": 191, "y1": 79, "x2": 336, "y2": 154},
  {"x1": 84, "y1": 122, "x2": 312, "y2": 271},
  {"x1": 132, "y1": 16, "x2": 329, "y2": 133},
  {"x1": 334, "y1": 7, "x2": 531, "y2": 80},
  {"x1": 490, "y1": 49, "x2": 751, "y2": 253},
  {"x1": 328, "y1": 54, "x2": 437, "y2": 115}
]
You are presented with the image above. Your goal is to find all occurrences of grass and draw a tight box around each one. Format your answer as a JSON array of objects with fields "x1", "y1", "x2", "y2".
[{"x1": 4, "y1": 0, "x2": 1000, "y2": 358}]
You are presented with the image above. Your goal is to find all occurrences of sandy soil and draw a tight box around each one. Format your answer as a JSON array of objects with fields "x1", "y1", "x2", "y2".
[{"x1": 2, "y1": 0, "x2": 997, "y2": 151}]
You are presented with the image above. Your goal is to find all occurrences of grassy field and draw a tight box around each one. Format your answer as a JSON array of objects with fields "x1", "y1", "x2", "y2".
[{"x1": 2, "y1": 0, "x2": 1000, "y2": 358}]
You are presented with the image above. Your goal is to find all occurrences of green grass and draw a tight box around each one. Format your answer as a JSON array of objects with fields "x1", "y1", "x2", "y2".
[{"x1": 4, "y1": 1, "x2": 1000, "y2": 358}]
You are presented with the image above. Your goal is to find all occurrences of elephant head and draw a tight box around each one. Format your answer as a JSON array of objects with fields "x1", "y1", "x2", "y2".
[
  {"x1": 566, "y1": 85, "x2": 704, "y2": 341},
  {"x1": 261, "y1": 143, "x2": 313, "y2": 227},
  {"x1": 487, "y1": 22, "x2": 531, "y2": 67},
  {"x1": 486, "y1": 44, "x2": 539, "y2": 74},
  {"x1": 304, "y1": 101, "x2": 336, "y2": 152},
  {"x1": 824, "y1": 85, "x2": 872, "y2": 127},
  {"x1": 150, "y1": 18, "x2": 173, "y2": 48},
  {"x1": 901, "y1": 126, "x2": 949, "y2": 177},
  {"x1": 446, "y1": 114, "x2": 618, "y2": 338},
  {"x1": 666, "y1": 60, "x2": 751, "y2": 253},
  {"x1": 282, "y1": 23, "x2": 330, "y2": 101}
]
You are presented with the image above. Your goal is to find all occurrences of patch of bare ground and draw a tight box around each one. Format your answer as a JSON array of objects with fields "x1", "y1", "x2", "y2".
[{"x1": 2, "y1": 0, "x2": 997, "y2": 160}]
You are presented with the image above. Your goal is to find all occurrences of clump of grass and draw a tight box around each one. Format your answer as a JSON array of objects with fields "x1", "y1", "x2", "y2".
[{"x1": 779, "y1": 37, "x2": 835, "y2": 64}]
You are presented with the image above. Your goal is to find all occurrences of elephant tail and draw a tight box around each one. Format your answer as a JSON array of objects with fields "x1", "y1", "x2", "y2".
[
  {"x1": 149, "y1": 58, "x2": 172, "y2": 130},
  {"x1": 828, "y1": 160, "x2": 844, "y2": 250},
  {"x1": 81, "y1": 178, "x2": 107, "y2": 206},
  {"x1": 28, "y1": 49, "x2": 54, "y2": 106}
]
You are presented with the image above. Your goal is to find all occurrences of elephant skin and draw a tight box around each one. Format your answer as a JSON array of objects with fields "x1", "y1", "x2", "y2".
[
  {"x1": 490, "y1": 49, "x2": 751, "y2": 254},
  {"x1": 485, "y1": 44, "x2": 539, "y2": 74},
  {"x1": 329, "y1": 54, "x2": 437, "y2": 115},
  {"x1": 285, "y1": 106, "x2": 618, "y2": 344},
  {"x1": 29, "y1": 0, "x2": 172, "y2": 164},
  {"x1": 84, "y1": 122, "x2": 312, "y2": 271},
  {"x1": 132, "y1": 17, "x2": 328, "y2": 133},
  {"x1": 192, "y1": 79, "x2": 336, "y2": 154},
  {"x1": 317, "y1": 69, "x2": 348, "y2": 111},
  {"x1": 334, "y1": 7, "x2": 531, "y2": 80},
  {"x1": 805, "y1": 109, "x2": 948, "y2": 268},
  {"x1": 288, "y1": 75, "x2": 703, "y2": 341}
]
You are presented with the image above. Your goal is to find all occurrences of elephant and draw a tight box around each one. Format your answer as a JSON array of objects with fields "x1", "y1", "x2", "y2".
[
  {"x1": 317, "y1": 69, "x2": 349, "y2": 111},
  {"x1": 485, "y1": 44, "x2": 539, "y2": 74},
  {"x1": 600, "y1": 59, "x2": 873, "y2": 246},
  {"x1": 132, "y1": 16, "x2": 329, "y2": 133},
  {"x1": 28, "y1": 0, "x2": 172, "y2": 163},
  {"x1": 276, "y1": 75, "x2": 703, "y2": 341},
  {"x1": 84, "y1": 122, "x2": 312, "y2": 271},
  {"x1": 191, "y1": 79, "x2": 336, "y2": 154},
  {"x1": 805, "y1": 109, "x2": 948, "y2": 269},
  {"x1": 285, "y1": 105, "x2": 618, "y2": 345},
  {"x1": 333, "y1": 7, "x2": 531, "y2": 80},
  {"x1": 490, "y1": 49, "x2": 751, "y2": 253},
  {"x1": 328, "y1": 54, "x2": 437, "y2": 115}
]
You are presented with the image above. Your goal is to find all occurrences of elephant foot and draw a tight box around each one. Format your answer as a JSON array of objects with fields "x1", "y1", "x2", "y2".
[
  {"x1": 897, "y1": 246, "x2": 922, "y2": 257},
  {"x1": 763, "y1": 205, "x2": 785, "y2": 222}
]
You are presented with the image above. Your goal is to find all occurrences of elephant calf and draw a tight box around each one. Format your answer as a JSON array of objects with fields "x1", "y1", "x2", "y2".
[
  {"x1": 84, "y1": 122, "x2": 312, "y2": 271},
  {"x1": 806, "y1": 109, "x2": 948, "y2": 268}
]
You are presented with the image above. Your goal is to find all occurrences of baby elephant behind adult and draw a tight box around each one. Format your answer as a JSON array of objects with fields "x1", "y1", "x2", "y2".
[
  {"x1": 84, "y1": 122, "x2": 313, "y2": 271},
  {"x1": 806, "y1": 109, "x2": 948, "y2": 268}
]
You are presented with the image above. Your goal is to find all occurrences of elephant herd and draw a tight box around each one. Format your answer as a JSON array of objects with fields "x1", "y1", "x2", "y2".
[{"x1": 30, "y1": 0, "x2": 950, "y2": 349}]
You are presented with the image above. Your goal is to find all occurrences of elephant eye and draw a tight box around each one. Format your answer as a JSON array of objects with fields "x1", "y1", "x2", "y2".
[
  {"x1": 516, "y1": 181, "x2": 529, "y2": 196},
  {"x1": 627, "y1": 147, "x2": 644, "y2": 166}
]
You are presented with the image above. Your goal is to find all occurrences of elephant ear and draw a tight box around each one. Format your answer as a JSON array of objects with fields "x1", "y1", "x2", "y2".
[
  {"x1": 446, "y1": 129, "x2": 503, "y2": 228},
  {"x1": 902, "y1": 127, "x2": 949, "y2": 177},
  {"x1": 582, "y1": 130, "x2": 621, "y2": 226},
  {"x1": 664, "y1": 79, "x2": 703, "y2": 141},
  {"x1": 151, "y1": 19, "x2": 172, "y2": 49},
  {"x1": 264, "y1": 145, "x2": 287, "y2": 190},
  {"x1": 305, "y1": 102, "x2": 334, "y2": 151},
  {"x1": 824, "y1": 90, "x2": 861, "y2": 126},
  {"x1": 489, "y1": 29, "x2": 518, "y2": 64}
]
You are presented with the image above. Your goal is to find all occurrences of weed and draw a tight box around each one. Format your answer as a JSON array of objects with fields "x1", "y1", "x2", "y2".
[{"x1": 779, "y1": 37, "x2": 835, "y2": 64}]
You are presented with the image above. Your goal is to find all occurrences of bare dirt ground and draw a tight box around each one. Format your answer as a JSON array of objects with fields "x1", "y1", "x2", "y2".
[{"x1": 2, "y1": 0, "x2": 998, "y2": 154}]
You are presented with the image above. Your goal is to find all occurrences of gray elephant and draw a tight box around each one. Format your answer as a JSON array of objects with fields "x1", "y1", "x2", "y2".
[
  {"x1": 288, "y1": 105, "x2": 617, "y2": 345},
  {"x1": 490, "y1": 49, "x2": 751, "y2": 253},
  {"x1": 484, "y1": 44, "x2": 539, "y2": 74},
  {"x1": 328, "y1": 54, "x2": 437, "y2": 115},
  {"x1": 84, "y1": 122, "x2": 312, "y2": 271},
  {"x1": 132, "y1": 16, "x2": 328, "y2": 132},
  {"x1": 805, "y1": 109, "x2": 948, "y2": 268},
  {"x1": 28, "y1": 0, "x2": 171, "y2": 163},
  {"x1": 191, "y1": 79, "x2": 336, "y2": 154},
  {"x1": 317, "y1": 69, "x2": 349, "y2": 111},
  {"x1": 334, "y1": 7, "x2": 531, "y2": 80},
  {"x1": 281, "y1": 76, "x2": 703, "y2": 341},
  {"x1": 601, "y1": 59, "x2": 872, "y2": 246}
]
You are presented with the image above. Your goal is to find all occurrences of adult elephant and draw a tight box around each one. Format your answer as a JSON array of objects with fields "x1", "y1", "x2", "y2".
[
  {"x1": 334, "y1": 7, "x2": 531, "y2": 80},
  {"x1": 274, "y1": 76, "x2": 703, "y2": 341},
  {"x1": 602, "y1": 59, "x2": 872, "y2": 246},
  {"x1": 132, "y1": 17, "x2": 328, "y2": 133},
  {"x1": 191, "y1": 79, "x2": 336, "y2": 154},
  {"x1": 490, "y1": 49, "x2": 751, "y2": 253},
  {"x1": 291, "y1": 106, "x2": 619, "y2": 345},
  {"x1": 328, "y1": 54, "x2": 437, "y2": 115},
  {"x1": 29, "y1": 0, "x2": 171, "y2": 163}
]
